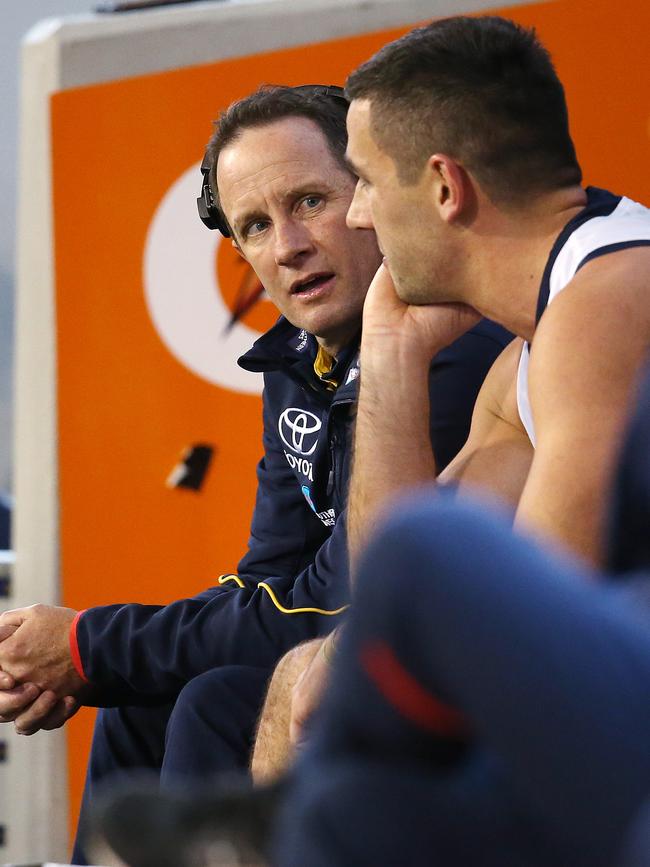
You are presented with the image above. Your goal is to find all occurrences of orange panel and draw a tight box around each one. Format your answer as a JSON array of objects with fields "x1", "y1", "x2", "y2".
[{"x1": 50, "y1": 0, "x2": 650, "y2": 844}]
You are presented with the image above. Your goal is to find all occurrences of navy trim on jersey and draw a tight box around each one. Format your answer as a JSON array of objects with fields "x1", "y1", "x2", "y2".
[
  {"x1": 576, "y1": 240, "x2": 650, "y2": 272},
  {"x1": 535, "y1": 187, "x2": 621, "y2": 326}
]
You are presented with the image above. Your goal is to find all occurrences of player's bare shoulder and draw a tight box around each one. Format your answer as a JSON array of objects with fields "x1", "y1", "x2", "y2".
[
  {"x1": 528, "y1": 245, "x2": 650, "y2": 424},
  {"x1": 518, "y1": 245, "x2": 650, "y2": 563}
]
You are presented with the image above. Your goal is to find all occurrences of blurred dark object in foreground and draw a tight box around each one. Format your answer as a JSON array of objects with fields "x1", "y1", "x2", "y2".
[{"x1": 88, "y1": 776, "x2": 283, "y2": 867}]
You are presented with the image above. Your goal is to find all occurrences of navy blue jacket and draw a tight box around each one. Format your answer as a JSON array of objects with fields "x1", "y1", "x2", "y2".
[{"x1": 73, "y1": 317, "x2": 511, "y2": 706}]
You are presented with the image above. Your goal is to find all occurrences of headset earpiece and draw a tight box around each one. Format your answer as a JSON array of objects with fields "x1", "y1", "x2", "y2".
[
  {"x1": 197, "y1": 152, "x2": 231, "y2": 236},
  {"x1": 197, "y1": 84, "x2": 349, "y2": 237}
]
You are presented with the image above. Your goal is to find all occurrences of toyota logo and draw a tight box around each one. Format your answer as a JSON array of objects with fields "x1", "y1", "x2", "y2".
[{"x1": 279, "y1": 408, "x2": 322, "y2": 456}]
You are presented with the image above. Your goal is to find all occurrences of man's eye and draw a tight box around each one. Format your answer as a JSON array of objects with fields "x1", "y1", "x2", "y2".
[
  {"x1": 246, "y1": 220, "x2": 268, "y2": 237},
  {"x1": 301, "y1": 195, "x2": 323, "y2": 210}
]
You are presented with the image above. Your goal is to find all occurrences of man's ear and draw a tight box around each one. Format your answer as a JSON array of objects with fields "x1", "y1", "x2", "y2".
[{"x1": 428, "y1": 154, "x2": 468, "y2": 223}]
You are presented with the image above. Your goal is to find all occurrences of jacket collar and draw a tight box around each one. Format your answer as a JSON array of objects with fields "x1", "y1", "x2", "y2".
[
  {"x1": 238, "y1": 316, "x2": 316, "y2": 372},
  {"x1": 238, "y1": 316, "x2": 360, "y2": 400}
]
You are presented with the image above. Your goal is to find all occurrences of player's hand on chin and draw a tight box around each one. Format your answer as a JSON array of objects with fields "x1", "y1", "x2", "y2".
[{"x1": 362, "y1": 260, "x2": 480, "y2": 359}]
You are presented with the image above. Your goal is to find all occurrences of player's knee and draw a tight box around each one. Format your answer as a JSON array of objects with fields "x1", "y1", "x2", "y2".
[{"x1": 267, "y1": 640, "x2": 321, "y2": 703}]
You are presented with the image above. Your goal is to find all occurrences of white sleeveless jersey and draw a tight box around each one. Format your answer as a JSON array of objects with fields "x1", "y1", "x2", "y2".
[{"x1": 517, "y1": 187, "x2": 650, "y2": 446}]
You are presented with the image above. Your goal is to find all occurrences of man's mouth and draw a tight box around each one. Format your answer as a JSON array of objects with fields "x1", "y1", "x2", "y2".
[{"x1": 290, "y1": 273, "x2": 335, "y2": 295}]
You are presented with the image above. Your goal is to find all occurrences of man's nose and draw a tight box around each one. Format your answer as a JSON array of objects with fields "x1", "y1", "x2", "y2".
[
  {"x1": 346, "y1": 180, "x2": 373, "y2": 230},
  {"x1": 274, "y1": 219, "x2": 313, "y2": 266}
]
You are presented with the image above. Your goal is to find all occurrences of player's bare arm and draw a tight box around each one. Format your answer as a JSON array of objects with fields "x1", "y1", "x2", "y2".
[
  {"x1": 289, "y1": 287, "x2": 529, "y2": 764},
  {"x1": 438, "y1": 338, "x2": 533, "y2": 501},
  {"x1": 516, "y1": 247, "x2": 650, "y2": 565},
  {"x1": 348, "y1": 263, "x2": 476, "y2": 567},
  {"x1": 348, "y1": 265, "x2": 531, "y2": 570}
]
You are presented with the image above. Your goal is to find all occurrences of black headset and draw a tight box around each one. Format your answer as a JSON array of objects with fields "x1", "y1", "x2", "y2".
[{"x1": 196, "y1": 84, "x2": 349, "y2": 237}]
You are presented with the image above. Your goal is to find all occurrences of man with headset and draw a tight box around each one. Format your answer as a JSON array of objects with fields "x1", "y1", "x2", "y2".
[{"x1": 0, "y1": 84, "x2": 510, "y2": 861}]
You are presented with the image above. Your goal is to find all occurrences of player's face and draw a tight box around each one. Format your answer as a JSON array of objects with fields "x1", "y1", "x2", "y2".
[
  {"x1": 217, "y1": 117, "x2": 382, "y2": 354},
  {"x1": 345, "y1": 99, "x2": 452, "y2": 304}
]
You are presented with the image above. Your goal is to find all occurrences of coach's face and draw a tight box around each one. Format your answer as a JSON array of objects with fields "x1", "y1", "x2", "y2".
[
  {"x1": 346, "y1": 99, "x2": 454, "y2": 305},
  {"x1": 217, "y1": 116, "x2": 382, "y2": 355}
]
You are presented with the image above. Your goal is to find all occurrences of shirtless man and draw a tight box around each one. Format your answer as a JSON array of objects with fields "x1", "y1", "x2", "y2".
[
  {"x1": 344, "y1": 15, "x2": 650, "y2": 566},
  {"x1": 254, "y1": 14, "x2": 650, "y2": 778}
]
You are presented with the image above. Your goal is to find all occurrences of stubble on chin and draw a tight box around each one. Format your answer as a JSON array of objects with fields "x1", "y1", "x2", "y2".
[{"x1": 392, "y1": 273, "x2": 432, "y2": 306}]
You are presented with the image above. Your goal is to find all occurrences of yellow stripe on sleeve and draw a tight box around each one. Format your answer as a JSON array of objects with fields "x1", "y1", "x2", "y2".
[
  {"x1": 217, "y1": 574, "x2": 348, "y2": 616},
  {"x1": 218, "y1": 573, "x2": 246, "y2": 588},
  {"x1": 257, "y1": 581, "x2": 348, "y2": 616}
]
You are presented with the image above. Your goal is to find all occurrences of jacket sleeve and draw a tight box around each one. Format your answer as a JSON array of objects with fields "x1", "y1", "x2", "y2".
[{"x1": 73, "y1": 382, "x2": 340, "y2": 706}]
